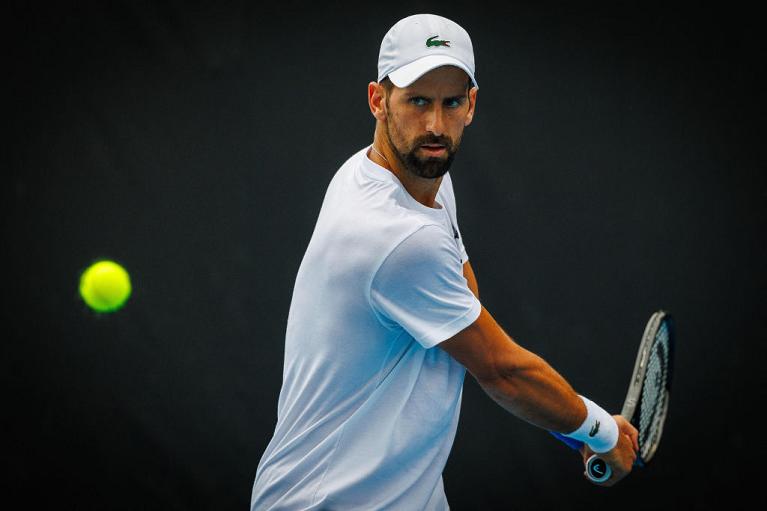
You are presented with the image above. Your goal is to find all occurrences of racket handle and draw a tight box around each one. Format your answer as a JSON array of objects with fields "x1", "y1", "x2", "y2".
[
  {"x1": 585, "y1": 454, "x2": 612, "y2": 483},
  {"x1": 549, "y1": 431, "x2": 584, "y2": 450},
  {"x1": 550, "y1": 432, "x2": 612, "y2": 483}
]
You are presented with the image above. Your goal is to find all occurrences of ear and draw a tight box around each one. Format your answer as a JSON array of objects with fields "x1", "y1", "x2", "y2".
[
  {"x1": 368, "y1": 81, "x2": 387, "y2": 121},
  {"x1": 464, "y1": 87, "x2": 478, "y2": 126}
]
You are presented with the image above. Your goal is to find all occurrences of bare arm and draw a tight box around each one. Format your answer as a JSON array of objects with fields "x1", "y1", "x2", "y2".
[
  {"x1": 463, "y1": 261, "x2": 479, "y2": 300},
  {"x1": 440, "y1": 305, "x2": 586, "y2": 432},
  {"x1": 445, "y1": 264, "x2": 638, "y2": 485}
]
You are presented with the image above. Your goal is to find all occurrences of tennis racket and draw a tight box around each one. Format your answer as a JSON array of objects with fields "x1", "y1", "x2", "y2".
[{"x1": 551, "y1": 310, "x2": 675, "y2": 483}]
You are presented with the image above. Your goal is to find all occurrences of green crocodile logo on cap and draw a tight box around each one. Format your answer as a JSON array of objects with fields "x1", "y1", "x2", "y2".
[{"x1": 426, "y1": 35, "x2": 450, "y2": 48}]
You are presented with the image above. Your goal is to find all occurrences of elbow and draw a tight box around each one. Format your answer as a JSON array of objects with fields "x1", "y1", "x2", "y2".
[
  {"x1": 478, "y1": 370, "x2": 523, "y2": 410},
  {"x1": 476, "y1": 350, "x2": 546, "y2": 409},
  {"x1": 475, "y1": 356, "x2": 523, "y2": 404}
]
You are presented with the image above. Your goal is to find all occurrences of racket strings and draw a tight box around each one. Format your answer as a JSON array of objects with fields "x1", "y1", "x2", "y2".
[{"x1": 636, "y1": 321, "x2": 670, "y2": 460}]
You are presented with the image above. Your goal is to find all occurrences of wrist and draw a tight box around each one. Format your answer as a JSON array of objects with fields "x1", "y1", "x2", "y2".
[{"x1": 562, "y1": 395, "x2": 619, "y2": 453}]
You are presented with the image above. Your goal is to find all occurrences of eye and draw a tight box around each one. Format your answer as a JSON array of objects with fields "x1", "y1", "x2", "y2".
[
  {"x1": 444, "y1": 97, "x2": 464, "y2": 109},
  {"x1": 409, "y1": 97, "x2": 429, "y2": 106}
]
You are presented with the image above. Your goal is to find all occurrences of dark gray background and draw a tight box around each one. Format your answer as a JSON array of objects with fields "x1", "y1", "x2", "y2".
[{"x1": 6, "y1": 1, "x2": 764, "y2": 509}]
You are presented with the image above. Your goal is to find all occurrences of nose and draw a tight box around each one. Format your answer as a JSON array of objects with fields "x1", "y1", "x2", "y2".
[{"x1": 425, "y1": 104, "x2": 446, "y2": 136}]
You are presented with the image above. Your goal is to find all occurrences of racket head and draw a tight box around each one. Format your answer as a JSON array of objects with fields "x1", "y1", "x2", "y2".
[{"x1": 620, "y1": 311, "x2": 675, "y2": 464}]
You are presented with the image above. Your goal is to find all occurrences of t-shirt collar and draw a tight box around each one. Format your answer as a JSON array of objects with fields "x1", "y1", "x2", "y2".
[{"x1": 360, "y1": 145, "x2": 445, "y2": 213}]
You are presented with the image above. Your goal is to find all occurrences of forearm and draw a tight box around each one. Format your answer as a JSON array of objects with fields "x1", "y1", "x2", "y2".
[
  {"x1": 442, "y1": 307, "x2": 586, "y2": 433},
  {"x1": 478, "y1": 342, "x2": 586, "y2": 433},
  {"x1": 442, "y1": 306, "x2": 621, "y2": 455}
]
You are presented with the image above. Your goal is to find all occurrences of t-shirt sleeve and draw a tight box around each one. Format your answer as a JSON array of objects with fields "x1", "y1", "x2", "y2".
[{"x1": 369, "y1": 224, "x2": 482, "y2": 349}]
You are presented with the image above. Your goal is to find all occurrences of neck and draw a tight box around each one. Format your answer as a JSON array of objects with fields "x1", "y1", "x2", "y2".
[{"x1": 370, "y1": 127, "x2": 443, "y2": 209}]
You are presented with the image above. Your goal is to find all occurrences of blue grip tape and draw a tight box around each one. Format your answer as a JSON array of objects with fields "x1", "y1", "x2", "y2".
[{"x1": 550, "y1": 431, "x2": 584, "y2": 451}]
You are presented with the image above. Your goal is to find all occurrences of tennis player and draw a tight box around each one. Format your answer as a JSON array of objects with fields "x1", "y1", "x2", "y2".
[{"x1": 251, "y1": 14, "x2": 638, "y2": 510}]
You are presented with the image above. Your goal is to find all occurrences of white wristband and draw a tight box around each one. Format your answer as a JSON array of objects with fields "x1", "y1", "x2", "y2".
[{"x1": 563, "y1": 396, "x2": 619, "y2": 453}]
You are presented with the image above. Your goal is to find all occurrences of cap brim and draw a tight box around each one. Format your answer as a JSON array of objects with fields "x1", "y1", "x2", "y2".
[{"x1": 387, "y1": 54, "x2": 478, "y2": 89}]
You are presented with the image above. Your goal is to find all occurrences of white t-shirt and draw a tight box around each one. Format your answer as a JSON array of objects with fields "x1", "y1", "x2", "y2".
[{"x1": 251, "y1": 146, "x2": 482, "y2": 510}]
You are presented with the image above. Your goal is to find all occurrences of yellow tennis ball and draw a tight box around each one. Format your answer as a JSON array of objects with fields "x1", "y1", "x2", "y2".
[{"x1": 79, "y1": 260, "x2": 132, "y2": 312}]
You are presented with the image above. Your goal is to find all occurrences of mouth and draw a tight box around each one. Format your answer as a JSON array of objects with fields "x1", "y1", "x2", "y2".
[{"x1": 419, "y1": 144, "x2": 447, "y2": 157}]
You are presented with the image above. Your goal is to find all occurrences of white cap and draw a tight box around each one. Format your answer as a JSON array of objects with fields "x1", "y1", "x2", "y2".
[{"x1": 377, "y1": 14, "x2": 478, "y2": 89}]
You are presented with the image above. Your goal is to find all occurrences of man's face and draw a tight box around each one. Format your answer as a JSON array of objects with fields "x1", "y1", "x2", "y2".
[{"x1": 382, "y1": 66, "x2": 477, "y2": 179}]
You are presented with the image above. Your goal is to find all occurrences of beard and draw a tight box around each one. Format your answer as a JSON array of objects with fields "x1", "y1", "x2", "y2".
[{"x1": 384, "y1": 119, "x2": 460, "y2": 179}]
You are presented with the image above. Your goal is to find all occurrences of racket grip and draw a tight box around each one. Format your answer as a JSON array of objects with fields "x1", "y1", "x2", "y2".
[
  {"x1": 549, "y1": 431, "x2": 584, "y2": 450},
  {"x1": 585, "y1": 454, "x2": 612, "y2": 483},
  {"x1": 550, "y1": 432, "x2": 612, "y2": 483}
]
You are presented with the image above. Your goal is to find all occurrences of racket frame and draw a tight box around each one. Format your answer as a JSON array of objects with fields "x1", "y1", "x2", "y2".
[{"x1": 621, "y1": 310, "x2": 674, "y2": 464}]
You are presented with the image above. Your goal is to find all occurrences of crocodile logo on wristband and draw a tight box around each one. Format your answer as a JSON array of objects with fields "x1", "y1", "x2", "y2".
[{"x1": 589, "y1": 420, "x2": 601, "y2": 437}]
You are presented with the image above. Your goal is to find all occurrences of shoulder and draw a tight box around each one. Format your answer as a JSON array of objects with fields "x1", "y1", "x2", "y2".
[
  {"x1": 332, "y1": 147, "x2": 369, "y2": 182},
  {"x1": 378, "y1": 223, "x2": 461, "y2": 277},
  {"x1": 437, "y1": 172, "x2": 458, "y2": 206},
  {"x1": 400, "y1": 223, "x2": 452, "y2": 248}
]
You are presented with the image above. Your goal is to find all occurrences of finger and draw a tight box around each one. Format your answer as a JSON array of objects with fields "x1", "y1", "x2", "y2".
[{"x1": 621, "y1": 435, "x2": 637, "y2": 465}]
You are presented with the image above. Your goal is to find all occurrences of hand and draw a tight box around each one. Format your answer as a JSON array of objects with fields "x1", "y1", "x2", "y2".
[{"x1": 579, "y1": 415, "x2": 639, "y2": 486}]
